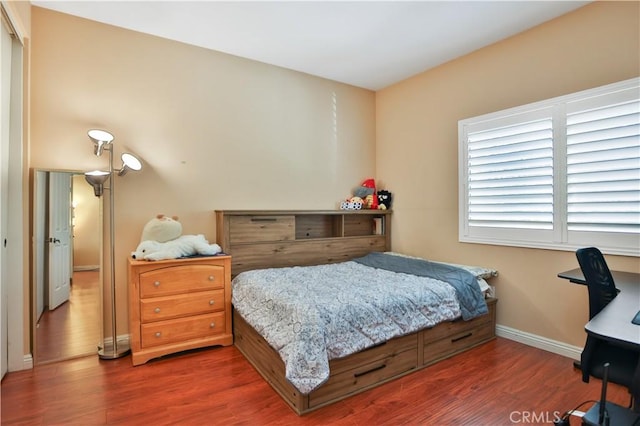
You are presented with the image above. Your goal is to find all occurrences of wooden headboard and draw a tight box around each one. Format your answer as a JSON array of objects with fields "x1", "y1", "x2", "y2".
[{"x1": 215, "y1": 210, "x2": 391, "y2": 277}]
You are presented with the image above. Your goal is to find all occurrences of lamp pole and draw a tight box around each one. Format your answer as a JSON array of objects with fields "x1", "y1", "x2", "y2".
[{"x1": 98, "y1": 144, "x2": 130, "y2": 360}]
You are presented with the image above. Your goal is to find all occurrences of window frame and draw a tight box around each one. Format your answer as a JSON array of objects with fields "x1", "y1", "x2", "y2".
[{"x1": 458, "y1": 77, "x2": 640, "y2": 256}]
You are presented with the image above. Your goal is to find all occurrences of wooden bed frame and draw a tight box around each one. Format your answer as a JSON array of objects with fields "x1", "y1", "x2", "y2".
[{"x1": 216, "y1": 210, "x2": 497, "y2": 415}]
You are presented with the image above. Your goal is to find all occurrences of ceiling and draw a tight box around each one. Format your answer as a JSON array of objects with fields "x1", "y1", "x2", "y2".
[{"x1": 32, "y1": 1, "x2": 591, "y2": 90}]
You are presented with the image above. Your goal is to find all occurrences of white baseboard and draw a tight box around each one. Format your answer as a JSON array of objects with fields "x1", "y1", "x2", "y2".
[
  {"x1": 13, "y1": 336, "x2": 129, "y2": 372},
  {"x1": 73, "y1": 265, "x2": 100, "y2": 272},
  {"x1": 23, "y1": 353, "x2": 33, "y2": 370},
  {"x1": 496, "y1": 324, "x2": 583, "y2": 360}
]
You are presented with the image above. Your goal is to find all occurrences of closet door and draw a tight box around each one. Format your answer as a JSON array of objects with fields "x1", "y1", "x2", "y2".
[{"x1": 0, "y1": 13, "x2": 12, "y2": 379}]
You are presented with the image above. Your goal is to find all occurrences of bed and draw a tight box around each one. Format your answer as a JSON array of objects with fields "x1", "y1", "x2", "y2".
[{"x1": 215, "y1": 210, "x2": 498, "y2": 415}]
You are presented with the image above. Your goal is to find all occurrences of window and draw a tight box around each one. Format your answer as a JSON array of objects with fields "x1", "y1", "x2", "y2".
[{"x1": 459, "y1": 78, "x2": 639, "y2": 256}]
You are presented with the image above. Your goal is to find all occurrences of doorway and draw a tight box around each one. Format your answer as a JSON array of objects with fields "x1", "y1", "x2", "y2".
[{"x1": 33, "y1": 170, "x2": 102, "y2": 364}]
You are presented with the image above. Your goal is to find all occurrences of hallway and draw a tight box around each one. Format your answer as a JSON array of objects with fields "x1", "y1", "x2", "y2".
[{"x1": 36, "y1": 270, "x2": 101, "y2": 364}]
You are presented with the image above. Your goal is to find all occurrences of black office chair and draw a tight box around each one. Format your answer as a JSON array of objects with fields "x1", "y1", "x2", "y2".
[
  {"x1": 576, "y1": 247, "x2": 619, "y2": 320},
  {"x1": 576, "y1": 247, "x2": 640, "y2": 412}
]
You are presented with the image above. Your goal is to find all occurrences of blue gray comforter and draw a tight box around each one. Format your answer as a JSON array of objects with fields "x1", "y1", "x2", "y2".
[{"x1": 353, "y1": 252, "x2": 488, "y2": 320}]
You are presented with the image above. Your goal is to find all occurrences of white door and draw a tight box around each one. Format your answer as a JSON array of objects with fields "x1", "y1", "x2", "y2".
[
  {"x1": 48, "y1": 172, "x2": 72, "y2": 310},
  {"x1": 0, "y1": 12, "x2": 11, "y2": 379}
]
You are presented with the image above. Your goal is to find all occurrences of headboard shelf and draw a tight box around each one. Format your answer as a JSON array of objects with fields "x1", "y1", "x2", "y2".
[{"x1": 215, "y1": 210, "x2": 391, "y2": 276}]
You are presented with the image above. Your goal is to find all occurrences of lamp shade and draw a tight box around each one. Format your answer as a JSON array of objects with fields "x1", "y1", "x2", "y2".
[
  {"x1": 88, "y1": 129, "x2": 114, "y2": 156},
  {"x1": 88, "y1": 129, "x2": 114, "y2": 143},
  {"x1": 118, "y1": 153, "x2": 143, "y2": 176},
  {"x1": 84, "y1": 170, "x2": 110, "y2": 197}
]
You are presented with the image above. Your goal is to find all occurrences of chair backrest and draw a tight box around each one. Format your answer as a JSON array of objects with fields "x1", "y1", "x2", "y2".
[{"x1": 575, "y1": 247, "x2": 618, "y2": 319}]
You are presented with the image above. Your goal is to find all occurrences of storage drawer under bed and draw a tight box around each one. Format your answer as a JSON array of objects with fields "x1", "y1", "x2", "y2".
[
  {"x1": 422, "y1": 321, "x2": 495, "y2": 365},
  {"x1": 309, "y1": 334, "x2": 418, "y2": 407},
  {"x1": 421, "y1": 298, "x2": 497, "y2": 365}
]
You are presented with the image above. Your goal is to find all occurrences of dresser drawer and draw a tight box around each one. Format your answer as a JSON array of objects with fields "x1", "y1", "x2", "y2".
[
  {"x1": 229, "y1": 215, "x2": 295, "y2": 243},
  {"x1": 141, "y1": 312, "x2": 226, "y2": 348},
  {"x1": 140, "y1": 264, "x2": 225, "y2": 297},
  {"x1": 140, "y1": 289, "x2": 225, "y2": 322}
]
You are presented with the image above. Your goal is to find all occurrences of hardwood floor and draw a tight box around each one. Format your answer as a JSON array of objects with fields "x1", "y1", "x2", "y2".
[
  {"x1": 1, "y1": 338, "x2": 631, "y2": 425},
  {"x1": 36, "y1": 271, "x2": 101, "y2": 364}
]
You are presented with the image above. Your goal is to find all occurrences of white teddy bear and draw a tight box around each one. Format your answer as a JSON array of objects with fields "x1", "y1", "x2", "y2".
[
  {"x1": 140, "y1": 214, "x2": 183, "y2": 243},
  {"x1": 131, "y1": 234, "x2": 222, "y2": 261}
]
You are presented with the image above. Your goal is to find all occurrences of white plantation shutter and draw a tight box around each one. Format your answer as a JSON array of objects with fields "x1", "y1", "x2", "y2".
[
  {"x1": 459, "y1": 78, "x2": 640, "y2": 255},
  {"x1": 467, "y1": 115, "x2": 554, "y2": 230},
  {"x1": 566, "y1": 94, "x2": 640, "y2": 234}
]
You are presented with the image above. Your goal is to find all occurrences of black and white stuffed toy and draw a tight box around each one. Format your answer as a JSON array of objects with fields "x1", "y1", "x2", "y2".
[{"x1": 377, "y1": 190, "x2": 392, "y2": 210}]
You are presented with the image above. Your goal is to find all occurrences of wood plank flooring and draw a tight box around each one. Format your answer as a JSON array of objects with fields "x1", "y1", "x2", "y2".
[
  {"x1": 36, "y1": 271, "x2": 101, "y2": 364},
  {"x1": 1, "y1": 338, "x2": 631, "y2": 425}
]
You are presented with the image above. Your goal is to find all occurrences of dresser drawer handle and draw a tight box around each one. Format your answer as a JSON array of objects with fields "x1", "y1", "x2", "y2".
[
  {"x1": 154, "y1": 308, "x2": 161, "y2": 313},
  {"x1": 155, "y1": 332, "x2": 162, "y2": 338},
  {"x1": 209, "y1": 300, "x2": 215, "y2": 306},
  {"x1": 451, "y1": 332, "x2": 473, "y2": 343},
  {"x1": 210, "y1": 322, "x2": 216, "y2": 328},
  {"x1": 154, "y1": 281, "x2": 160, "y2": 287},
  {"x1": 208, "y1": 276, "x2": 215, "y2": 281},
  {"x1": 250, "y1": 218, "x2": 277, "y2": 222}
]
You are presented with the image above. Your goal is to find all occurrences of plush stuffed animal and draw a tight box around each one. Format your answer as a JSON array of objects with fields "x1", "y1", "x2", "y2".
[
  {"x1": 352, "y1": 178, "x2": 378, "y2": 209},
  {"x1": 377, "y1": 190, "x2": 392, "y2": 210},
  {"x1": 140, "y1": 214, "x2": 182, "y2": 243},
  {"x1": 131, "y1": 235, "x2": 222, "y2": 261}
]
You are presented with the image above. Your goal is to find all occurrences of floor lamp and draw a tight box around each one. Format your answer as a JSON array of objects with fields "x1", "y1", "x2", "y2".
[{"x1": 84, "y1": 129, "x2": 142, "y2": 360}]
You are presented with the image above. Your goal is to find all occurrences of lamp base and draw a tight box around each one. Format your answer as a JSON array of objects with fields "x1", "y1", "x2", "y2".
[{"x1": 98, "y1": 341, "x2": 131, "y2": 360}]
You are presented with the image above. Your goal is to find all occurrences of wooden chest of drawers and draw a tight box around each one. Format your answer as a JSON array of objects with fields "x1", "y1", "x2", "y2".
[{"x1": 128, "y1": 256, "x2": 233, "y2": 365}]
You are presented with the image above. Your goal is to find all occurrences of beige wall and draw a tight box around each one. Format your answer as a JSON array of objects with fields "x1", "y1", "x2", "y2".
[
  {"x1": 29, "y1": 7, "x2": 376, "y2": 340},
  {"x1": 376, "y1": 1, "x2": 640, "y2": 348}
]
